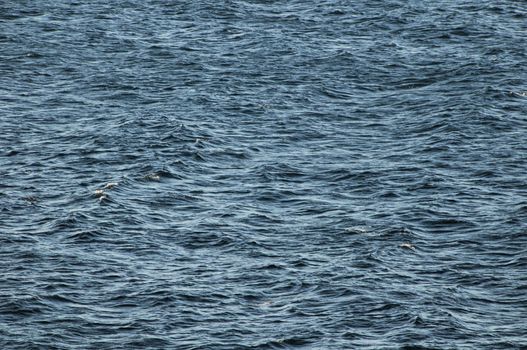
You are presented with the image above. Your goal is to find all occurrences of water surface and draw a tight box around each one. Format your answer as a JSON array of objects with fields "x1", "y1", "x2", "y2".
[{"x1": 1, "y1": 1, "x2": 527, "y2": 349}]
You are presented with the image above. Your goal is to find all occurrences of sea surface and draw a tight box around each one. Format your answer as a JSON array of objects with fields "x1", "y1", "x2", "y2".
[{"x1": 1, "y1": 1, "x2": 526, "y2": 349}]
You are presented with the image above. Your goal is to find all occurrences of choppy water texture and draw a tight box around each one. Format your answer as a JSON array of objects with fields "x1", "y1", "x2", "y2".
[{"x1": 1, "y1": 1, "x2": 527, "y2": 349}]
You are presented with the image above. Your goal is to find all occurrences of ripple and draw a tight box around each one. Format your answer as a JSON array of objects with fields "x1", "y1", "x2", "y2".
[{"x1": 1, "y1": 0, "x2": 526, "y2": 348}]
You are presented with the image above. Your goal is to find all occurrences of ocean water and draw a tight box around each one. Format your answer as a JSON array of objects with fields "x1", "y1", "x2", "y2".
[{"x1": 1, "y1": 1, "x2": 526, "y2": 349}]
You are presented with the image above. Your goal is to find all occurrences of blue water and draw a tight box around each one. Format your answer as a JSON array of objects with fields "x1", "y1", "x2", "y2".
[{"x1": 1, "y1": 1, "x2": 527, "y2": 349}]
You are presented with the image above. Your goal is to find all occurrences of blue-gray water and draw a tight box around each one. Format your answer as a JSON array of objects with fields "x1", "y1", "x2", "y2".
[{"x1": 1, "y1": 1, "x2": 526, "y2": 349}]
